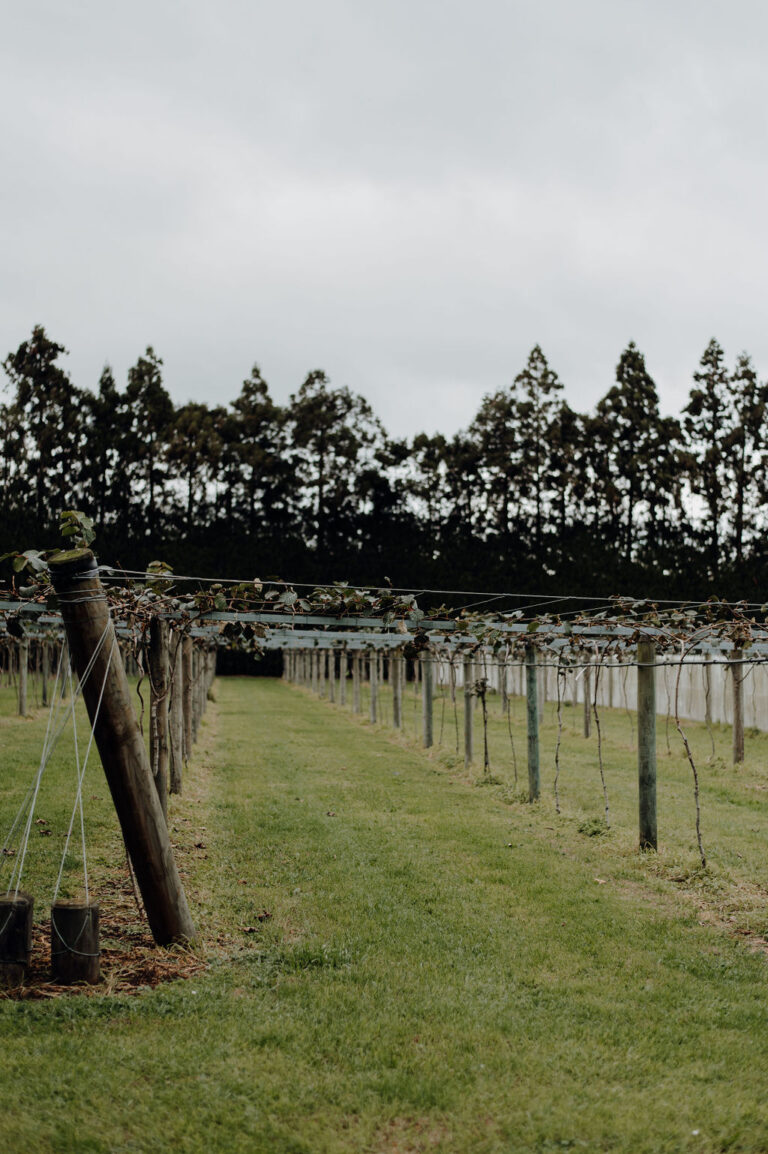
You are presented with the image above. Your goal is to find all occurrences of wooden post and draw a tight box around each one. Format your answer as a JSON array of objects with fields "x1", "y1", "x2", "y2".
[
  {"x1": 182, "y1": 635, "x2": 193, "y2": 765},
  {"x1": 318, "y1": 648, "x2": 326, "y2": 697},
  {"x1": 369, "y1": 652, "x2": 378, "y2": 723},
  {"x1": 0, "y1": 891, "x2": 33, "y2": 988},
  {"x1": 49, "y1": 549, "x2": 196, "y2": 945},
  {"x1": 500, "y1": 656, "x2": 508, "y2": 714},
  {"x1": 328, "y1": 651, "x2": 335, "y2": 703},
  {"x1": 637, "y1": 639, "x2": 657, "y2": 851},
  {"x1": 340, "y1": 651, "x2": 347, "y2": 706},
  {"x1": 393, "y1": 651, "x2": 403, "y2": 729},
  {"x1": 311, "y1": 651, "x2": 319, "y2": 695},
  {"x1": 732, "y1": 646, "x2": 744, "y2": 765},
  {"x1": 18, "y1": 637, "x2": 28, "y2": 717},
  {"x1": 169, "y1": 630, "x2": 183, "y2": 795},
  {"x1": 353, "y1": 653, "x2": 361, "y2": 713},
  {"x1": 148, "y1": 617, "x2": 170, "y2": 820},
  {"x1": 463, "y1": 658, "x2": 473, "y2": 767},
  {"x1": 422, "y1": 651, "x2": 434, "y2": 748},
  {"x1": 583, "y1": 656, "x2": 592, "y2": 738},
  {"x1": 51, "y1": 900, "x2": 100, "y2": 984},
  {"x1": 41, "y1": 640, "x2": 49, "y2": 708},
  {"x1": 526, "y1": 645, "x2": 540, "y2": 801},
  {"x1": 191, "y1": 647, "x2": 200, "y2": 745}
]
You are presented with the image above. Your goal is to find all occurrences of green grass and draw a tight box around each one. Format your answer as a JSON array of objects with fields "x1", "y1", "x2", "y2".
[{"x1": 2, "y1": 674, "x2": 768, "y2": 1152}]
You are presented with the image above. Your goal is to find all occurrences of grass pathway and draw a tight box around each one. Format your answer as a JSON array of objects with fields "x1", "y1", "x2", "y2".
[{"x1": 2, "y1": 677, "x2": 768, "y2": 1152}]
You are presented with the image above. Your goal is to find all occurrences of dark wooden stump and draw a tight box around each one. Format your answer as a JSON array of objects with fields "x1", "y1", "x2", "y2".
[
  {"x1": 0, "y1": 891, "x2": 34, "y2": 988},
  {"x1": 51, "y1": 900, "x2": 101, "y2": 985}
]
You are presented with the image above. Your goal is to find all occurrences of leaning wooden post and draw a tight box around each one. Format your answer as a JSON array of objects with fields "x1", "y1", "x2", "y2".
[
  {"x1": 637, "y1": 639, "x2": 657, "y2": 851},
  {"x1": 732, "y1": 646, "x2": 745, "y2": 765},
  {"x1": 422, "y1": 651, "x2": 434, "y2": 748},
  {"x1": 148, "y1": 617, "x2": 170, "y2": 820},
  {"x1": 393, "y1": 651, "x2": 403, "y2": 729},
  {"x1": 169, "y1": 630, "x2": 183, "y2": 795},
  {"x1": 369, "y1": 651, "x2": 378, "y2": 723},
  {"x1": 526, "y1": 644, "x2": 540, "y2": 801},
  {"x1": 49, "y1": 549, "x2": 196, "y2": 945},
  {"x1": 583, "y1": 654, "x2": 592, "y2": 738},
  {"x1": 463, "y1": 658, "x2": 474, "y2": 767},
  {"x1": 18, "y1": 637, "x2": 28, "y2": 717}
]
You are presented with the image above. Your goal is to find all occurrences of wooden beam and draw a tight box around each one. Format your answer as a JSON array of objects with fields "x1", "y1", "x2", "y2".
[{"x1": 49, "y1": 549, "x2": 196, "y2": 946}]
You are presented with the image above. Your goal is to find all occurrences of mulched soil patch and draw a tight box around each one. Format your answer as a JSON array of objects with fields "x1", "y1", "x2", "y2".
[{"x1": 1, "y1": 867, "x2": 206, "y2": 1000}]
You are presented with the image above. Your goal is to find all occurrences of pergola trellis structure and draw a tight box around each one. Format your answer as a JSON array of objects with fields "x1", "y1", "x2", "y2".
[{"x1": 1, "y1": 551, "x2": 765, "y2": 954}]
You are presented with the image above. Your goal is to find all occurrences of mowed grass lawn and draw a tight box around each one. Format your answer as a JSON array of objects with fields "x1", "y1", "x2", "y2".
[{"x1": 2, "y1": 674, "x2": 768, "y2": 1153}]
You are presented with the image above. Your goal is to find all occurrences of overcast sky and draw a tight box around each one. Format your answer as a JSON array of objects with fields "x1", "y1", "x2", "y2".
[{"x1": 2, "y1": 1, "x2": 766, "y2": 437}]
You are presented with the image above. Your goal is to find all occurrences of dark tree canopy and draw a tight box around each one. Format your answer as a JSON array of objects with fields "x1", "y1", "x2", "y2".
[{"x1": 2, "y1": 326, "x2": 768, "y2": 601}]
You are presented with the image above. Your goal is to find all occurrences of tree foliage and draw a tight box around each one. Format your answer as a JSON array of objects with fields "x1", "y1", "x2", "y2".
[{"x1": 2, "y1": 327, "x2": 768, "y2": 600}]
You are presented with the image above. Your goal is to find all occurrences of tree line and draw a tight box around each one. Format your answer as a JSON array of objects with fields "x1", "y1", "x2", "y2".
[{"x1": 1, "y1": 325, "x2": 766, "y2": 602}]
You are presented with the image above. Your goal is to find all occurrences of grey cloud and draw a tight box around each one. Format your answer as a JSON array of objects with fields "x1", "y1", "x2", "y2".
[{"x1": 2, "y1": 0, "x2": 768, "y2": 437}]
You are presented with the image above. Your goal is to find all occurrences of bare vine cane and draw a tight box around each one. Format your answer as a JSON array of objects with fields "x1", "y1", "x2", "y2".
[
  {"x1": 674, "y1": 642, "x2": 707, "y2": 869},
  {"x1": 621, "y1": 656, "x2": 635, "y2": 747}
]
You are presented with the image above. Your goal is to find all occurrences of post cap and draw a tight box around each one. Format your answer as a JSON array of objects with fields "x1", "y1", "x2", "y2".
[{"x1": 48, "y1": 548, "x2": 98, "y2": 590}]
